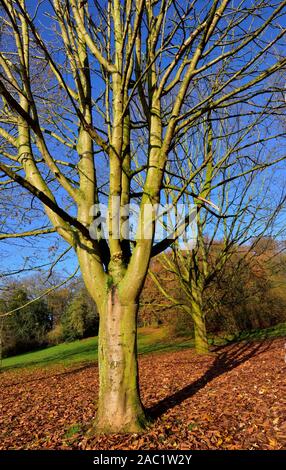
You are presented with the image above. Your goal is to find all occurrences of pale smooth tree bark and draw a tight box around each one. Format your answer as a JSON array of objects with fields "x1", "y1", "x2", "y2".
[{"x1": 0, "y1": 0, "x2": 285, "y2": 432}]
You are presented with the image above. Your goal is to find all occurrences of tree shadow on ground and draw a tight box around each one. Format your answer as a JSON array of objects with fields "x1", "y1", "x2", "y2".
[{"x1": 148, "y1": 339, "x2": 272, "y2": 419}]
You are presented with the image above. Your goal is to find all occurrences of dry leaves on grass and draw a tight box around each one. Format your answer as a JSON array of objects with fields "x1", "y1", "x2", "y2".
[{"x1": 0, "y1": 338, "x2": 285, "y2": 450}]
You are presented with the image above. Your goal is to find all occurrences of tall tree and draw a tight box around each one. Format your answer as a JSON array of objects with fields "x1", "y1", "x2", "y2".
[
  {"x1": 0, "y1": 0, "x2": 285, "y2": 432},
  {"x1": 150, "y1": 114, "x2": 285, "y2": 354}
]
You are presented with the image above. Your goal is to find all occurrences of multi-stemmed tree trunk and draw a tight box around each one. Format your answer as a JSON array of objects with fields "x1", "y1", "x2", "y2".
[{"x1": 0, "y1": 0, "x2": 286, "y2": 432}]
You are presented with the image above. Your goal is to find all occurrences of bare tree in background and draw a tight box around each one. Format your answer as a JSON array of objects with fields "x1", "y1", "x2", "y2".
[
  {"x1": 150, "y1": 114, "x2": 285, "y2": 354},
  {"x1": 0, "y1": 0, "x2": 285, "y2": 432}
]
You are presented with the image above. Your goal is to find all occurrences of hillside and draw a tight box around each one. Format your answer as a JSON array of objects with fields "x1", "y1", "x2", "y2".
[{"x1": 1, "y1": 323, "x2": 286, "y2": 371}]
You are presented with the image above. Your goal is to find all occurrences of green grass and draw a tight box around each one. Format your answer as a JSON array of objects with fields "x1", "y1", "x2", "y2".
[
  {"x1": 1, "y1": 336, "x2": 99, "y2": 371},
  {"x1": 235, "y1": 322, "x2": 286, "y2": 342},
  {"x1": 64, "y1": 424, "x2": 82, "y2": 439},
  {"x1": 0, "y1": 327, "x2": 194, "y2": 371},
  {"x1": 1, "y1": 322, "x2": 285, "y2": 372},
  {"x1": 209, "y1": 322, "x2": 286, "y2": 345}
]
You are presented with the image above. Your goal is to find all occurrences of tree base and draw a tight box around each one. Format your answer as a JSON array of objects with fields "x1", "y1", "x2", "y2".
[
  {"x1": 195, "y1": 346, "x2": 210, "y2": 355},
  {"x1": 90, "y1": 409, "x2": 149, "y2": 435}
]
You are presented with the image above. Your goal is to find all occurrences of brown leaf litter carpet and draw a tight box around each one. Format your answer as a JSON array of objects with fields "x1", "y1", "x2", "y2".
[{"x1": 0, "y1": 338, "x2": 285, "y2": 450}]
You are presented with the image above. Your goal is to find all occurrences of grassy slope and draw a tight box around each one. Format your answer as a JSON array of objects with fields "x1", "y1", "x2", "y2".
[
  {"x1": 1, "y1": 322, "x2": 286, "y2": 371},
  {"x1": 1, "y1": 327, "x2": 194, "y2": 371}
]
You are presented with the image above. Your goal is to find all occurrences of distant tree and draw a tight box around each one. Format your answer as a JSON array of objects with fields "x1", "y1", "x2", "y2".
[
  {"x1": 0, "y1": 285, "x2": 52, "y2": 356},
  {"x1": 61, "y1": 288, "x2": 99, "y2": 341},
  {"x1": 47, "y1": 286, "x2": 71, "y2": 327},
  {"x1": 21, "y1": 274, "x2": 74, "y2": 327},
  {"x1": 212, "y1": 241, "x2": 286, "y2": 333},
  {"x1": 150, "y1": 114, "x2": 285, "y2": 354}
]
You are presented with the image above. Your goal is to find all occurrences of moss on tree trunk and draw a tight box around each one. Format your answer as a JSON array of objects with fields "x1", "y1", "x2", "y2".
[
  {"x1": 193, "y1": 310, "x2": 209, "y2": 354},
  {"x1": 191, "y1": 288, "x2": 209, "y2": 354}
]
